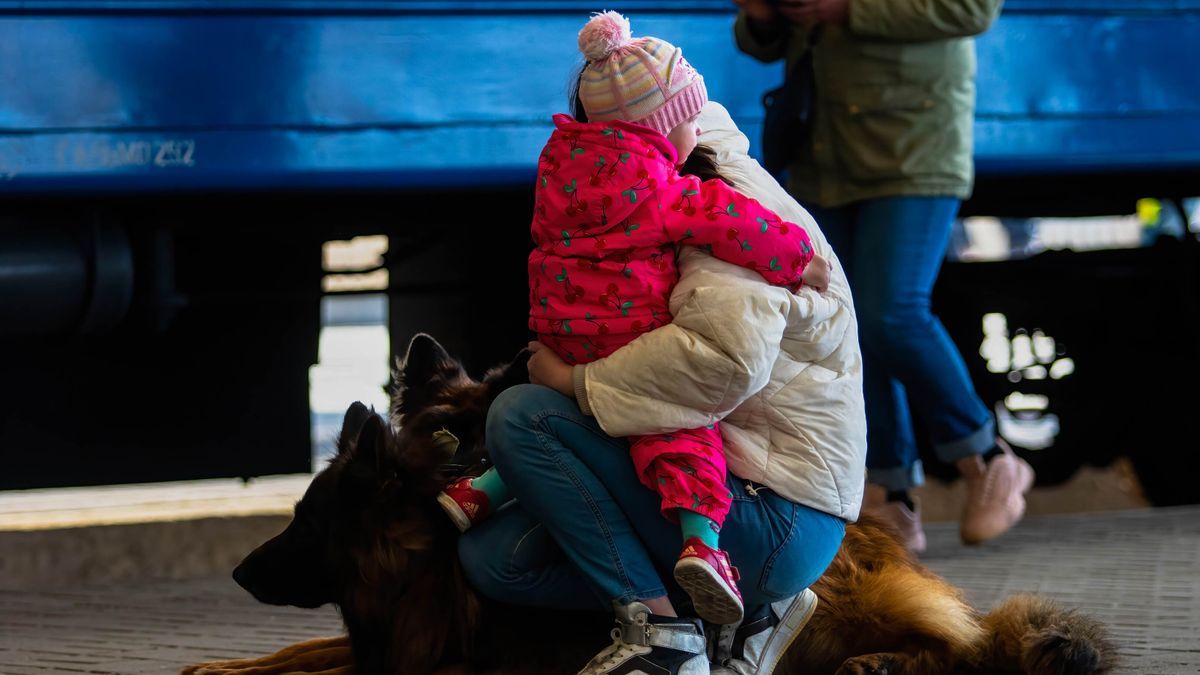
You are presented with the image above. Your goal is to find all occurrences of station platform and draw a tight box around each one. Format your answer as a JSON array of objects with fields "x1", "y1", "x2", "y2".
[{"x1": 1, "y1": 505, "x2": 1197, "y2": 674}]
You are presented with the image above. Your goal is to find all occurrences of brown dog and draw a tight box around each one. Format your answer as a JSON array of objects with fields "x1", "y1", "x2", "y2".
[{"x1": 186, "y1": 334, "x2": 1116, "y2": 675}]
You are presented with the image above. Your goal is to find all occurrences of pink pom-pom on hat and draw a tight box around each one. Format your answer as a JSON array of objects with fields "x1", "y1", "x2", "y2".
[
  {"x1": 578, "y1": 11, "x2": 634, "y2": 61},
  {"x1": 574, "y1": 11, "x2": 708, "y2": 137}
]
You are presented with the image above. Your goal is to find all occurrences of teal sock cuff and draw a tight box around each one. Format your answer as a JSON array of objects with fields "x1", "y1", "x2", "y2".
[
  {"x1": 471, "y1": 468, "x2": 512, "y2": 507},
  {"x1": 678, "y1": 509, "x2": 720, "y2": 549}
]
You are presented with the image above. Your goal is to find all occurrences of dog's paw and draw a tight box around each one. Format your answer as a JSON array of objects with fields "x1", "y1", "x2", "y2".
[{"x1": 836, "y1": 653, "x2": 895, "y2": 675}]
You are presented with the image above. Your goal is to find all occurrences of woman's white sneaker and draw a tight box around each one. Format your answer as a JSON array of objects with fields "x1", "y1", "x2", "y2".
[
  {"x1": 577, "y1": 601, "x2": 710, "y2": 675},
  {"x1": 710, "y1": 589, "x2": 818, "y2": 675}
]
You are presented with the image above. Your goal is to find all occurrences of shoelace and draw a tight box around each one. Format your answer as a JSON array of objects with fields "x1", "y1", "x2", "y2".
[
  {"x1": 598, "y1": 642, "x2": 646, "y2": 671},
  {"x1": 967, "y1": 459, "x2": 999, "y2": 508},
  {"x1": 976, "y1": 458, "x2": 1011, "y2": 507},
  {"x1": 581, "y1": 629, "x2": 641, "y2": 674}
]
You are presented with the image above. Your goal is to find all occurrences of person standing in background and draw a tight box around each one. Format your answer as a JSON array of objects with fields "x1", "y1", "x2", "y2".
[{"x1": 733, "y1": 0, "x2": 1034, "y2": 553}]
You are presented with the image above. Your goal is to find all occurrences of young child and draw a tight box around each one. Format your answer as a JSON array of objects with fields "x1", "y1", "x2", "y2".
[{"x1": 438, "y1": 11, "x2": 831, "y2": 626}]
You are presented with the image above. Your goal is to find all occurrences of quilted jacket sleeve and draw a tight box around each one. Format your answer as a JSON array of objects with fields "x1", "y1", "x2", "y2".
[{"x1": 578, "y1": 280, "x2": 791, "y2": 437}]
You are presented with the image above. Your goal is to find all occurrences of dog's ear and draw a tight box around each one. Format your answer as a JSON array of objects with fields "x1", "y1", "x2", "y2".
[
  {"x1": 391, "y1": 334, "x2": 467, "y2": 419},
  {"x1": 484, "y1": 348, "x2": 532, "y2": 400},
  {"x1": 402, "y1": 334, "x2": 454, "y2": 382},
  {"x1": 340, "y1": 413, "x2": 389, "y2": 492},
  {"x1": 336, "y1": 402, "x2": 372, "y2": 456}
]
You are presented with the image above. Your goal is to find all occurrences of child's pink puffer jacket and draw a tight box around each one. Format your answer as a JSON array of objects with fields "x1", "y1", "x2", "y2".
[{"x1": 529, "y1": 114, "x2": 815, "y2": 351}]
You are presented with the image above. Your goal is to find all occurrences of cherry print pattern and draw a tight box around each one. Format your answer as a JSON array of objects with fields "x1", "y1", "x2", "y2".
[{"x1": 527, "y1": 114, "x2": 818, "y2": 525}]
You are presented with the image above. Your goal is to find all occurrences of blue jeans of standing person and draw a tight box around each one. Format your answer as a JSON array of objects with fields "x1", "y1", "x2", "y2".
[
  {"x1": 458, "y1": 384, "x2": 844, "y2": 620},
  {"x1": 806, "y1": 196, "x2": 995, "y2": 492}
]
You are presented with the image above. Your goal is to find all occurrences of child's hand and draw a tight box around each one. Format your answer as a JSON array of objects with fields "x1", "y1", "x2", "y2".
[
  {"x1": 801, "y1": 254, "x2": 832, "y2": 293},
  {"x1": 527, "y1": 341, "x2": 575, "y2": 399}
]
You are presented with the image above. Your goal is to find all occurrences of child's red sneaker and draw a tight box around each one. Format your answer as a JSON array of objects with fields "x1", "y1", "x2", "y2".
[
  {"x1": 673, "y1": 537, "x2": 744, "y2": 625},
  {"x1": 437, "y1": 477, "x2": 492, "y2": 532}
]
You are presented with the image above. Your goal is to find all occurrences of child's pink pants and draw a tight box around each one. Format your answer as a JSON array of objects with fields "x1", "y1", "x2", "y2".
[{"x1": 544, "y1": 332, "x2": 732, "y2": 526}]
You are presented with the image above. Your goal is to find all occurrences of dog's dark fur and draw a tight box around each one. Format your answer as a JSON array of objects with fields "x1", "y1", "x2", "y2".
[{"x1": 217, "y1": 334, "x2": 1116, "y2": 675}]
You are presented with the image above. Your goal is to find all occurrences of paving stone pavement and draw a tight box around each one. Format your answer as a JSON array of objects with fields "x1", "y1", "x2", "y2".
[
  {"x1": 0, "y1": 507, "x2": 1197, "y2": 674},
  {"x1": 919, "y1": 506, "x2": 1200, "y2": 675}
]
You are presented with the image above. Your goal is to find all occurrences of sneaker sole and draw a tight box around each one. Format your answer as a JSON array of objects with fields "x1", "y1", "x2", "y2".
[
  {"x1": 436, "y1": 492, "x2": 473, "y2": 533},
  {"x1": 674, "y1": 557, "x2": 744, "y2": 625},
  {"x1": 754, "y1": 589, "x2": 819, "y2": 675}
]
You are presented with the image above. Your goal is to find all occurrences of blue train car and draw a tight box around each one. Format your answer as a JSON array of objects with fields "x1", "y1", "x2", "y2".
[
  {"x1": 1, "y1": 1, "x2": 1197, "y2": 501},
  {"x1": 2, "y1": 1, "x2": 1199, "y2": 196}
]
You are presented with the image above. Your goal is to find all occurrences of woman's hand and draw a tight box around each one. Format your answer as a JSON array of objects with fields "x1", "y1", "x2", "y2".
[
  {"x1": 801, "y1": 254, "x2": 833, "y2": 292},
  {"x1": 527, "y1": 341, "x2": 576, "y2": 399},
  {"x1": 779, "y1": 0, "x2": 849, "y2": 28}
]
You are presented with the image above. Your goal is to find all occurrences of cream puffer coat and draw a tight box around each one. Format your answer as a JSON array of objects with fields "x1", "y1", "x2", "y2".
[{"x1": 575, "y1": 102, "x2": 867, "y2": 521}]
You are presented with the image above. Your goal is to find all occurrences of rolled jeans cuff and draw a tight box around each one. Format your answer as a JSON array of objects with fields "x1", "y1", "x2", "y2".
[
  {"x1": 867, "y1": 461, "x2": 925, "y2": 492},
  {"x1": 934, "y1": 418, "x2": 995, "y2": 464}
]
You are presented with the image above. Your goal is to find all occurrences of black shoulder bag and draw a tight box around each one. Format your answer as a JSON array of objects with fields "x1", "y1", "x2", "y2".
[{"x1": 761, "y1": 30, "x2": 819, "y2": 177}]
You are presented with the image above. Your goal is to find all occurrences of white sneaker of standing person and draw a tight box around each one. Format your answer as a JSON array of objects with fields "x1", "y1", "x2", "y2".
[{"x1": 577, "y1": 600, "x2": 710, "y2": 675}]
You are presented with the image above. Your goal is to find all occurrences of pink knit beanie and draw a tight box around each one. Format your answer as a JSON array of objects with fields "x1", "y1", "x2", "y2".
[{"x1": 576, "y1": 11, "x2": 708, "y2": 137}]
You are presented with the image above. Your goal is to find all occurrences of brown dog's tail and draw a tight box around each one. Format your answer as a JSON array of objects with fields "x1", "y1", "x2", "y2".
[{"x1": 977, "y1": 594, "x2": 1118, "y2": 675}]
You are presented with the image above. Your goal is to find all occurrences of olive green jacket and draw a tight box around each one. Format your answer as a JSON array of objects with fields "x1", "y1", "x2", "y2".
[{"x1": 734, "y1": 0, "x2": 1003, "y2": 208}]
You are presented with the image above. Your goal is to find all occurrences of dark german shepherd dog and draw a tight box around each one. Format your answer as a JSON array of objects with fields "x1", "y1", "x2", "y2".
[{"x1": 187, "y1": 334, "x2": 1115, "y2": 675}]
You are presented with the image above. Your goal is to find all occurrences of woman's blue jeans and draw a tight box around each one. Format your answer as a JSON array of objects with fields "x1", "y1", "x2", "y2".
[
  {"x1": 807, "y1": 196, "x2": 995, "y2": 491},
  {"x1": 458, "y1": 384, "x2": 845, "y2": 620}
]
